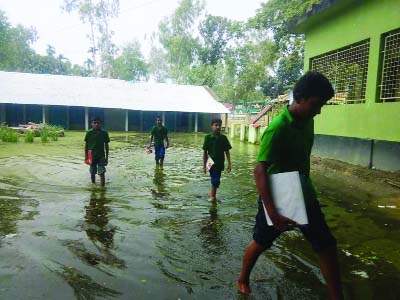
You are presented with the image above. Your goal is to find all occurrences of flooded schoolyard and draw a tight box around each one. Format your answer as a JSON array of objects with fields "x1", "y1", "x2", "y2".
[{"x1": 0, "y1": 132, "x2": 399, "y2": 300}]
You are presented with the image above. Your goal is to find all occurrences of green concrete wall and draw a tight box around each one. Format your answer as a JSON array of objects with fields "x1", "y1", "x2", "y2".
[{"x1": 303, "y1": 0, "x2": 400, "y2": 142}]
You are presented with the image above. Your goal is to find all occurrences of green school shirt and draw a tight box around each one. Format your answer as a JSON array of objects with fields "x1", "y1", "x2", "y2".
[
  {"x1": 202, "y1": 132, "x2": 232, "y2": 171},
  {"x1": 151, "y1": 126, "x2": 168, "y2": 146},
  {"x1": 84, "y1": 129, "x2": 110, "y2": 160},
  {"x1": 257, "y1": 106, "x2": 317, "y2": 201}
]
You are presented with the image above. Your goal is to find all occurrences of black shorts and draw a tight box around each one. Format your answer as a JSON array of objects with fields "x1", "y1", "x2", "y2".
[{"x1": 253, "y1": 197, "x2": 337, "y2": 252}]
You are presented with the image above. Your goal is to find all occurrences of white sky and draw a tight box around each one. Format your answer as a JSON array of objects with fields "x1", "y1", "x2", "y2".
[{"x1": 0, "y1": 0, "x2": 264, "y2": 65}]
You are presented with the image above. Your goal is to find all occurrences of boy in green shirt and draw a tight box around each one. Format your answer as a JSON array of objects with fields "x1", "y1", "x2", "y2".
[
  {"x1": 149, "y1": 116, "x2": 169, "y2": 168},
  {"x1": 84, "y1": 117, "x2": 110, "y2": 186},
  {"x1": 202, "y1": 118, "x2": 232, "y2": 201},
  {"x1": 237, "y1": 72, "x2": 344, "y2": 299}
]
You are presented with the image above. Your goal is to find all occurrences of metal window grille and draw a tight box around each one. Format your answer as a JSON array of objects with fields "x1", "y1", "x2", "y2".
[
  {"x1": 311, "y1": 40, "x2": 370, "y2": 104},
  {"x1": 380, "y1": 30, "x2": 400, "y2": 102}
]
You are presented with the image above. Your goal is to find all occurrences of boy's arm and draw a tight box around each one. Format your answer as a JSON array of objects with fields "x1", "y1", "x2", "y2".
[
  {"x1": 254, "y1": 162, "x2": 297, "y2": 231},
  {"x1": 105, "y1": 143, "x2": 109, "y2": 164},
  {"x1": 165, "y1": 135, "x2": 169, "y2": 148},
  {"x1": 225, "y1": 150, "x2": 231, "y2": 173},
  {"x1": 148, "y1": 134, "x2": 153, "y2": 147},
  {"x1": 203, "y1": 150, "x2": 208, "y2": 174},
  {"x1": 85, "y1": 142, "x2": 88, "y2": 159}
]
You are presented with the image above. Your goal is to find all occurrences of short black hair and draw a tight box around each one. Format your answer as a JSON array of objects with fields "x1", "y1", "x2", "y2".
[
  {"x1": 211, "y1": 118, "x2": 222, "y2": 125},
  {"x1": 91, "y1": 116, "x2": 102, "y2": 123},
  {"x1": 293, "y1": 71, "x2": 334, "y2": 103},
  {"x1": 156, "y1": 115, "x2": 162, "y2": 120}
]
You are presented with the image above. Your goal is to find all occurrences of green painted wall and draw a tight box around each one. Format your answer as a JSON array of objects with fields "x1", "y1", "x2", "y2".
[{"x1": 303, "y1": 0, "x2": 400, "y2": 142}]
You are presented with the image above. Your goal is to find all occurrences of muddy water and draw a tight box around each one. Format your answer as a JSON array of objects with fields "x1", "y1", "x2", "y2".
[{"x1": 0, "y1": 133, "x2": 399, "y2": 300}]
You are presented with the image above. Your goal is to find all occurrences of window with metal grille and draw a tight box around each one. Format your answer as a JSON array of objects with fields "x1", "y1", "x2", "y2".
[
  {"x1": 311, "y1": 40, "x2": 370, "y2": 104},
  {"x1": 380, "y1": 29, "x2": 400, "y2": 102}
]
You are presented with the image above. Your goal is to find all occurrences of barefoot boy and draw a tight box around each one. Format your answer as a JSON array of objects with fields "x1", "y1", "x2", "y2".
[
  {"x1": 238, "y1": 72, "x2": 344, "y2": 300},
  {"x1": 84, "y1": 117, "x2": 110, "y2": 186},
  {"x1": 202, "y1": 118, "x2": 232, "y2": 201},
  {"x1": 149, "y1": 116, "x2": 169, "y2": 168}
]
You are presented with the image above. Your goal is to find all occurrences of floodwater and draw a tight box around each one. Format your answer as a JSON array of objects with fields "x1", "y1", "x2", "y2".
[{"x1": 0, "y1": 133, "x2": 399, "y2": 300}]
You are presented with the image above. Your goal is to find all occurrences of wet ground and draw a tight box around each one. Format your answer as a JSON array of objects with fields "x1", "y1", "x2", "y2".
[{"x1": 0, "y1": 132, "x2": 399, "y2": 300}]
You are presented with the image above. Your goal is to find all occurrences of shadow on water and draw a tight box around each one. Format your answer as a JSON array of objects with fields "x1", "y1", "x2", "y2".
[{"x1": 0, "y1": 133, "x2": 399, "y2": 299}]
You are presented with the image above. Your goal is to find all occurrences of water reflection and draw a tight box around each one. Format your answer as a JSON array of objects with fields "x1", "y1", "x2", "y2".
[
  {"x1": 66, "y1": 188, "x2": 126, "y2": 270},
  {"x1": 151, "y1": 167, "x2": 169, "y2": 198},
  {"x1": 199, "y1": 202, "x2": 226, "y2": 255},
  {"x1": 85, "y1": 188, "x2": 114, "y2": 249}
]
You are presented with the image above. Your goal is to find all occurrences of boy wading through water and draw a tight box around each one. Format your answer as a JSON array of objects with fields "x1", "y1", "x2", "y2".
[
  {"x1": 149, "y1": 116, "x2": 169, "y2": 168},
  {"x1": 237, "y1": 72, "x2": 344, "y2": 300},
  {"x1": 202, "y1": 118, "x2": 232, "y2": 201},
  {"x1": 84, "y1": 117, "x2": 110, "y2": 186}
]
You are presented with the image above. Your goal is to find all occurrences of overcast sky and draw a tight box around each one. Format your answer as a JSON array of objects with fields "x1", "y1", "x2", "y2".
[{"x1": 0, "y1": 0, "x2": 265, "y2": 65}]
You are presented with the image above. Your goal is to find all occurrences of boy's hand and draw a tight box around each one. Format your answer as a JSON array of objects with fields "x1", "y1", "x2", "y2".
[
  {"x1": 203, "y1": 166, "x2": 207, "y2": 174},
  {"x1": 226, "y1": 163, "x2": 231, "y2": 173},
  {"x1": 270, "y1": 214, "x2": 298, "y2": 232}
]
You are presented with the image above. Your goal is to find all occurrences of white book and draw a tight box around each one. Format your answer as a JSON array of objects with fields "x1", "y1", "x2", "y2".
[
  {"x1": 206, "y1": 156, "x2": 214, "y2": 172},
  {"x1": 262, "y1": 171, "x2": 308, "y2": 226}
]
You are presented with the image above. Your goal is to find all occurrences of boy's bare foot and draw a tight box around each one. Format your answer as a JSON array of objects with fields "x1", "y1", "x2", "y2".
[
  {"x1": 209, "y1": 196, "x2": 217, "y2": 202},
  {"x1": 237, "y1": 279, "x2": 251, "y2": 295}
]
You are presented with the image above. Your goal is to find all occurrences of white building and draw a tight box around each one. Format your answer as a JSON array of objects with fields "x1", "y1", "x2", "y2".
[{"x1": 0, "y1": 71, "x2": 228, "y2": 132}]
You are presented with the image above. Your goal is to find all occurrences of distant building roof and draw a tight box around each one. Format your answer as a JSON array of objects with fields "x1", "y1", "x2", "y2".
[{"x1": 0, "y1": 71, "x2": 229, "y2": 114}]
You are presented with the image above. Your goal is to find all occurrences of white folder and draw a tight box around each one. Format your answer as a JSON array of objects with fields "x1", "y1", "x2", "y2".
[{"x1": 262, "y1": 171, "x2": 308, "y2": 226}]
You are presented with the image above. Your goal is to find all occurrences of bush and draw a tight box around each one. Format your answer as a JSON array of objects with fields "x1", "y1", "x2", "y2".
[
  {"x1": 49, "y1": 131, "x2": 58, "y2": 141},
  {"x1": 40, "y1": 128, "x2": 49, "y2": 143},
  {"x1": 24, "y1": 131, "x2": 35, "y2": 143},
  {"x1": 0, "y1": 128, "x2": 19, "y2": 142}
]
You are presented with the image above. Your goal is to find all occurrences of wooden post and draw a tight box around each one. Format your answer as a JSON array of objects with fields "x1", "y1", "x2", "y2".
[{"x1": 162, "y1": 111, "x2": 166, "y2": 126}]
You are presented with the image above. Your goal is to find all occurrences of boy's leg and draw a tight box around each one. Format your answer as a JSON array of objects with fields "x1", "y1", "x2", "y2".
[
  {"x1": 100, "y1": 174, "x2": 105, "y2": 186},
  {"x1": 154, "y1": 145, "x2": 160, "y2": 165},
  {"x1": 159, "y1": 146, "x2": 166, "y2": 167},
  {"x1": 98, "y1": 159, "x2": 107, "y2": 187},
  {"x1": 209, "y1": 168, "x2": 221, "y2": 201},
  {"x1": 90, "y1": 163, "x2": 97, "y2": 184},
  {"x1": 319, "y1": 245, "x2": 344, "y2": 300},
  {"x1": 238, "y1": 198, "x2": 281, "y2": 294},
  {"x1": 300, "y1": 201, "x2": 344, "y2": 300},
  {"x1": 237, "y1": 240, "x2": 266, "y2": 294}
]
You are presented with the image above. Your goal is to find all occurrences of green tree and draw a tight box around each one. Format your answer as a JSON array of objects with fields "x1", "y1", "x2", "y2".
[
  {"x1": 111, "y1": 41, "x2": 149, "y2": 82},
  {"x1": 62, "y1": 0, "x2": 120, "y2": 77},
  {"x1": 250, "y1": 0, "x2": 321, "y2": 97}
]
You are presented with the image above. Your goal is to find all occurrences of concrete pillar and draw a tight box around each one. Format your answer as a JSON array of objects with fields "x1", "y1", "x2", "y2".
[
  {"x1": 248, "y1": 126, "x2": 259, "y2": 144},
  {"x1": 85, "y1": 107, "x2": 89, "y2": 131},
  {"x1": 194, "y1": 112, "x2": 198, "y2": 132},
  {"x1": 42, "y1": 105, "x2": 47, "y2": 124},
  {"x1": 125, "y1": 110, "x2": 129, "y2": 132},
  {"x1": 162, "y1": 111, "x2": 166, "y2": 126},
  {"x1": 240, "y1": 124, "x2": 247, "y2": 141},
  {"x1": 230, "y1": 124, "x2": 236, "y2": 138},
  {"x1": 0, "y1": 103, "x2": 6, "y2": 124}
]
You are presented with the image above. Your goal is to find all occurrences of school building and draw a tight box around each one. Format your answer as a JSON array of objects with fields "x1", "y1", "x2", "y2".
[
  {"x1": 292, "y1": 0, "x2": 400, "y2": 172},
  {"x1": 0, "y1": 71, "x2": 228, "y2": 132}
]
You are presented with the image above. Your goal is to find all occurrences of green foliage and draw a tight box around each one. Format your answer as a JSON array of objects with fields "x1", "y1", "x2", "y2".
[
  {"x1": 111, "y1": 41, "x2": 149, "y2": 81},
  {"x1": 40, "y1": 128, "x2": 49, "y2": 143},
  {"x1": 0, "y1": 128, "x2": 19, "y2": 143},
  {"x1": 24, "y1": 131, "x2": 34, "y2": 143}
]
